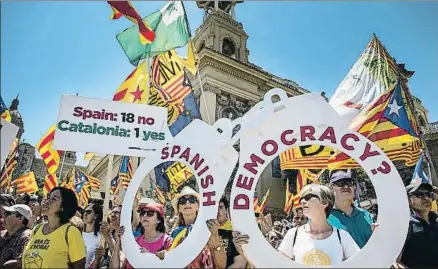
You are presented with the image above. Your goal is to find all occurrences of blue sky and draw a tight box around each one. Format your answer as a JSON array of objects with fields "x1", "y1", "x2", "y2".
[{"x1": 2, "y1": 1, "x2": 437, "y2": 165}]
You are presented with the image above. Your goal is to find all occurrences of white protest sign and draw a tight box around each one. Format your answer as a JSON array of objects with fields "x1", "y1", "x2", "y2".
[
  {"x1": 53, "y1": 95, "x2": 170, "y2": 157},
  {"x1": 121, "y1": 118, "x2": 239, "y2": 268},
  {"x1": 0, "y1": 118, "x2": 19, "y2": 169},
  {"x1": 229, "y1": 89, "x2": 410, "y2": 268}
]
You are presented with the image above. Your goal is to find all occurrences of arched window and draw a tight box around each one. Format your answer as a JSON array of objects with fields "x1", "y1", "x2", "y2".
[{"x1": 222, "y1": 38, "x2": 236, "y2": 58}]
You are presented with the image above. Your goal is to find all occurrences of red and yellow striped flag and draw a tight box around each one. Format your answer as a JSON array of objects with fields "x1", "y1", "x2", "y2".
[
  {"x1": 151, "y1": 179, "x2": 166, "y2": 204},
  {"x1": 36, "y1": 125, "x2": 62, "y2": 175},
  {"x1": 43, "y1": 174, "x2": 58, "y2": 196},
  {"x1": 255, "y1": 187, "x2": 271, "y2": 214},
  {"x1": 329, "y1": 81, "x2": 421, "y2": 168},
  {"x1": 0, "y1": 138, "x2": 18, "y2": 191},
  {"x1": 107, "y1": 1, "x2": 155, "y2": 45},
  {"x1": 112, "y1": 60, "x2": 149, "y2": 104},
  {"x1": 13, "y1": 171, "x2": 38, "y2": 194}
]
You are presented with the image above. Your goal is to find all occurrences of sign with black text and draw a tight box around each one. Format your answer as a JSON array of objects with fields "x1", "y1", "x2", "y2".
[{"x1": 53, "y1": 95, "x2": 170, "y2": 157}]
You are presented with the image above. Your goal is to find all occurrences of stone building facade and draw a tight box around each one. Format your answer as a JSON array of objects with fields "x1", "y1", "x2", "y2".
[{"x1": 86, "y1": 1, "x2": 437, "y2": 219}]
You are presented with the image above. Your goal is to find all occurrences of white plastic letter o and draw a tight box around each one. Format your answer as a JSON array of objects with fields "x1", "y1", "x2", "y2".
[{"x1": 230, "y1": 93, "x2": 410, "y2": 268}]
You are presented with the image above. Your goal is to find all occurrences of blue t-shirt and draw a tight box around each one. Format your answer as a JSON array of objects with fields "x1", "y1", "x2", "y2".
[{"x1": 327, "y1": 206, "x2": 373, "y2": 248}]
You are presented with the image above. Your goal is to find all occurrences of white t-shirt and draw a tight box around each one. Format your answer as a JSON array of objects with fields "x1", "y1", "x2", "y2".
[
  {"x1": 83, "y1": 231, "x2": 101, "y2": 268},
  {"x1": 278, "y1": 226, "x2": 359, "y2": 266}
]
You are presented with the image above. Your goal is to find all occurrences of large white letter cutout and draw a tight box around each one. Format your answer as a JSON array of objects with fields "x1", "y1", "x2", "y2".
[
  {"x1": 230, "y1": 89, "x2": 410, "y2": 268},
  {"x1": 121, "y1": 119, "x2": 238, "y2": 268}
]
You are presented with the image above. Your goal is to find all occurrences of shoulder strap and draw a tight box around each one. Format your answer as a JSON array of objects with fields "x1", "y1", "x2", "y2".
[
  {"x1": 33, "y1": 223, "x2": 44, "y2": 235},
  {"x1": 336, "y1": 229, "x2": 345, "y2": 261},
  {"x1": 292, "y1": 227, "x2": 299, "y2": 247},
  {"x1": 65, "y1": 224, "x2": 72, "y2": 246}
]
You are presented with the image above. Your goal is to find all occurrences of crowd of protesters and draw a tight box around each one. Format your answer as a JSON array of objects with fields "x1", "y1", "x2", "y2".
[{"x1": 0, "y1": 170, "x2": 437, "y2": 268}]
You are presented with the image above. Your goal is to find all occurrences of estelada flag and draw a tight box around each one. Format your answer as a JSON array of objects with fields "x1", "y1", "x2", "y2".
[
  {"x1": 36, "y1": 124, "x2": 62, "y2": 175},
  {"x1": 112, "y1": 60, "x2": 149, "y2": 104},
  {"x1": 108, "y1": 1, "x2": 155, "y2": 45},
  {"x1": 13, "y1": 171, "x2": 38, "y2": 194},
  {"x1": 329, "y1": 80, "x2": 421, "y2": 168}
]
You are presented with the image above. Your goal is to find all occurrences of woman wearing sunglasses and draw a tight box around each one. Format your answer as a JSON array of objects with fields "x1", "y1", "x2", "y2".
[
  {"x1": 155, "y1": 186, "x2": 227, "y2": 268},
  {"x1": 110, "y1": 202, "x2": 172, "y2": 268},
  {"x1": 82, "y1": 203, "x2": 103, "y2": 268},
  {"x1": 233, "y1": 184, "x2": 359, "y2": 267}
]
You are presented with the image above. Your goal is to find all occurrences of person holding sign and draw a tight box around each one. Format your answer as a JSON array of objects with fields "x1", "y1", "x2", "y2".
[
  {"x1": 110, "y1": 202, "x2": 173, "y2": 268},
  {"x1": 233, "y1": 184, "x2": 359, "y2": 266},
  {"x1": 159, "y1": 186, "x2": 227, "y2": 268}
]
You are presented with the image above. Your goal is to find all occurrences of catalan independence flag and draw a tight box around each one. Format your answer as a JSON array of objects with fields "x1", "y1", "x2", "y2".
[
  {"x1": 107, "y1": 1, "x2": 155, "y2": 45},
  {"x1": 255, "y1": 187, "x2": 271, "y2": 214},
  {"x1": 329, "y1": 80, "x2": 421, "y2": 168},
  {"x1": 151, "y1": 179, "x2": 166, "y2": 204},
  {"x1": 13, "y1": 172, "x2": 38, "y2": 194}
]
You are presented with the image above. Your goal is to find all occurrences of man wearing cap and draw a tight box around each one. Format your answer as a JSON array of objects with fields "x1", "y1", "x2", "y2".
[
  {"x1": 327, "y1": 170, "x2": 374, "y2": 248},
  {"x1": 398, "y1": 182, "x2": 438, "y2": 268},
  {"x1": 0, "y1": 204, "x2": 32, "y2": 268}
]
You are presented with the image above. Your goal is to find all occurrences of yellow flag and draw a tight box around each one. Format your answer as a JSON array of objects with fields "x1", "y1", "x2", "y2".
[{"x1": 112, "y1": 60, "x2": 149, "y2": 104}]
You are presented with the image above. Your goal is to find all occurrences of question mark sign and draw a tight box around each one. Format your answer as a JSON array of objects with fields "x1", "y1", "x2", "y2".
[{"x1": 371, "y1": 161, "x2": 392, "y2": 175}]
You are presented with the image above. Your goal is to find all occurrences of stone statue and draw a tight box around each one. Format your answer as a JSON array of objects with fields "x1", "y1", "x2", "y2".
[
  {"x1": 196, "y1": 1, "x2": 243, "y2": 14},
  {"x1": 9, "y1": 94, "x2": 24, "y2": 139},
  {"x1": 9, "y1": 94, "x2": 19, "y2": 111}
]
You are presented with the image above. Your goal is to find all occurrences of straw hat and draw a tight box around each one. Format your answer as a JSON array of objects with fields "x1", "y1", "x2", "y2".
[{"x1": 171, "y1": 186, "x2": 200, "y2": 212}]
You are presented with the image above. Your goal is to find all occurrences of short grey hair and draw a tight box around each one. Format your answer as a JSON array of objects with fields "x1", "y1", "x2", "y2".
[{"x1": 299, "y1": 184, "x2": 335, "y2": 218}]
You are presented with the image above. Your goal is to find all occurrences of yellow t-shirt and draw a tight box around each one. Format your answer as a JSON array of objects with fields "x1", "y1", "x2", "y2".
[
  {"x1": 432, "y1": 200, "x2": 437, "y2": 213},
  {"x1": 22, "y1": 223, "x2": 86, "y2": 269}
]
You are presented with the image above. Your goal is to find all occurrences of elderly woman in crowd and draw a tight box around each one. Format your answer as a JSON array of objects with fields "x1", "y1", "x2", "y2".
[
  {"x1": 22, "y1": 187, "x2": 86, "y2": 269},
  {"x1": 233, "y1": 184, "x2": 360, "y2": 267},
  {"x1": 156, "y1": 186, "x2": 227, "y2": 268},
  {"x1": 83, "y1": 203, "x2": 103, "y2": 268},
  {"x1": 110, "y1": 202, "x2": 173, "y2": 268}
]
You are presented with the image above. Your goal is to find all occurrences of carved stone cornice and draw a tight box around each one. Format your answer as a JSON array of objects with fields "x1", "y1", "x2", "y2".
[{"x1": 199, "y1": 57, "x2": 267, "y2": 87}]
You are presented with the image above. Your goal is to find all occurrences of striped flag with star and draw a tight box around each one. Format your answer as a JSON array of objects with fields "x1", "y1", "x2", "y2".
[
  {"x1": 12, "y1": 171, "x2": 38, "y2": 194},
  {"x1": 107, "y1": 1, "x2": 155, "y2": 45},
  {"x1": 255, "y1": 188, "x2": 271, "y2": 214},
  {"x1": 329, "y1": 80, "x2": 421, "y2": 168},
  {"x1": 112, "y1": 60, "x2": 149, "y2": 104}
]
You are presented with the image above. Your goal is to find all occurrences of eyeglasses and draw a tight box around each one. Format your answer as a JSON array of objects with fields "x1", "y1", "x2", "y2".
[
  {"x1": 84, "y1": 210, "x2": 94, "y2": 215},
  {"x1": 268, "y1": 236, "x2": 278, "y2": 241},
  {"x1": 3, "y1": 211, "x2": 21, "y2": 218},
  {"x1": 139, "y1": 210, "x2": 156, "y2": 217},
  {"x1": 299, "y1": 193, "x2": 319, "y2": 203},
  {"x1": 334, "y1": 180, "x2": 354, "y2": 188},
  {"x1": 178, "y1": 196, "x2": 197, "y2": 205},
  {"x1": 413, "y1": 191, "x2": 432, "y2": 199}
]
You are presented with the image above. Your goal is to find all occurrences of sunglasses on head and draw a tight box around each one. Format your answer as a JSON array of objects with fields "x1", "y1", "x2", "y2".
[
  {"x1": 299, "y1": 193, "x2": 319, "y2": 203},
  {"x1": 4, "y1": 211, "x2": 21, "y2": 218},
  {"x1": 412, "y1": 191, "x2": 432, "y2": 199},
  {"x1": 139, "y1": 210, "x2": 156, "y2": 217},
  {"x1": 84, "y1": 209, "x2": 94, "y2": 215},
  {"x1": 334, "y1": 180, "x2": 354, "y2": 188},
  {"x1": 178, "y1": 196, "x2": 197, "y2": 205}
]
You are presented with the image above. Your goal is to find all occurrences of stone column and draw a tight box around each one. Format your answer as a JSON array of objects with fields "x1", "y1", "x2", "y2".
[{"x1": 199, "y1": 84, "x2": 218, "y2": 125}]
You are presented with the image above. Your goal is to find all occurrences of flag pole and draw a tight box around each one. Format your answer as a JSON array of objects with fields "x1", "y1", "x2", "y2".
[
  {"x1": 101, "y1": 154, "x2": 114, "y2": 246},
  {"x1": 181, "y1": 2, "x2": 212, "y2": 124},
  {"x1": 57, "y1": 152, "x2": 66, "y2": 180},
  {"x1": 196, "y1": 66, "x2": 212, "y2": 124}
]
